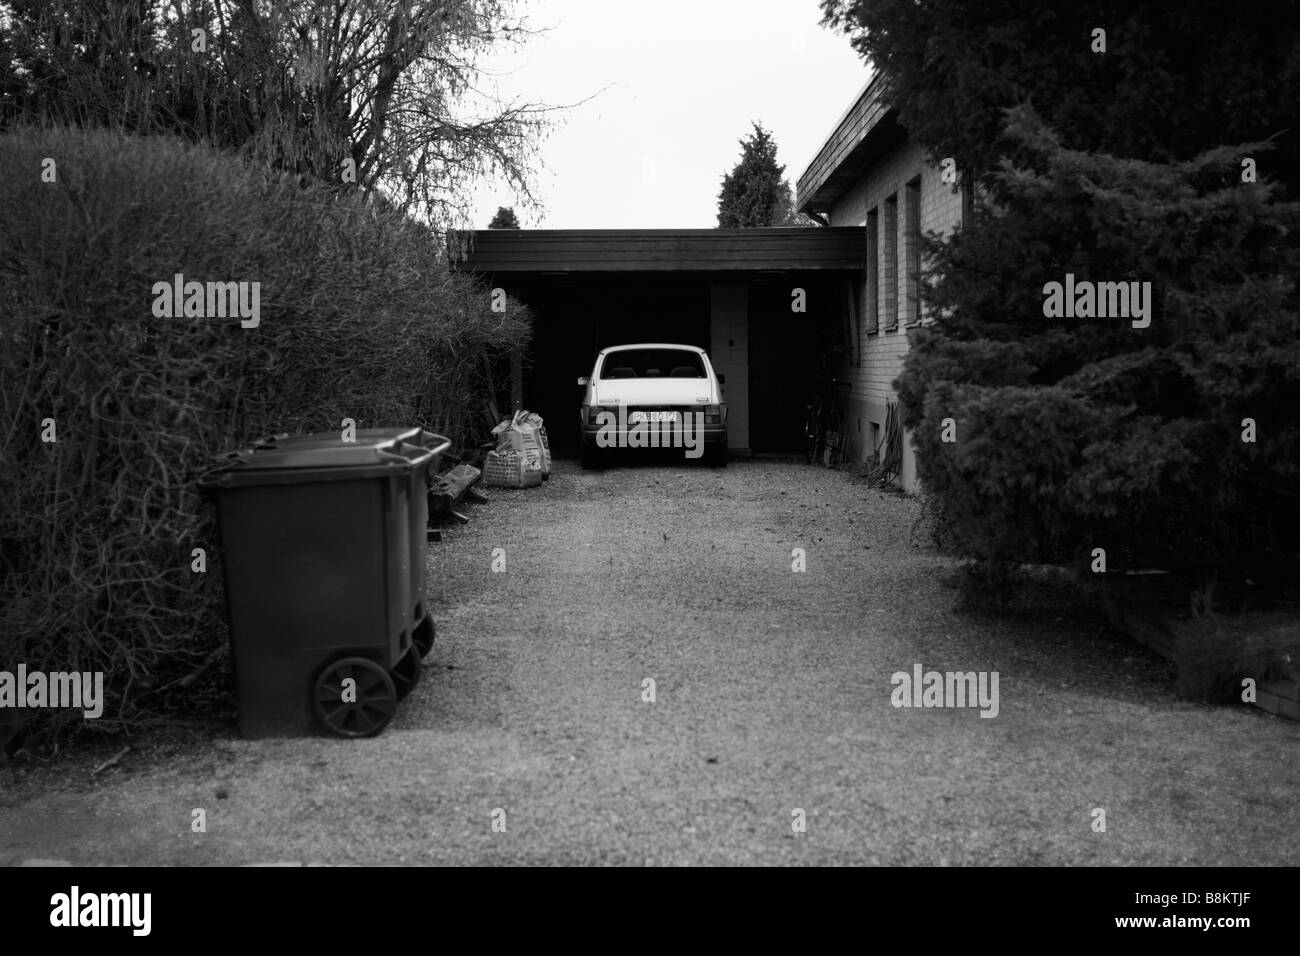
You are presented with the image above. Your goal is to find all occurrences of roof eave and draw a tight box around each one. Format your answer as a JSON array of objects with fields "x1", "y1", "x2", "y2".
[{"x1": 796, "y1": 70, "x2": 903, "y2": 217}]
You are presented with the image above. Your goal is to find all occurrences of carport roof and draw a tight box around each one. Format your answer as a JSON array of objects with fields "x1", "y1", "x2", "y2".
[{"x1": 448, "y1": 228, "x2": 867, "y2": 274}]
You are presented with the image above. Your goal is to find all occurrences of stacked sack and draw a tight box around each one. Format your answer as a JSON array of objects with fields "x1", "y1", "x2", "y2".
[
  {"x1": 520, "y1": 411, "x2": 551, "y2": 476},
  {"x1": 484, "y1": 409, "x2": 551, "y2": 488}
]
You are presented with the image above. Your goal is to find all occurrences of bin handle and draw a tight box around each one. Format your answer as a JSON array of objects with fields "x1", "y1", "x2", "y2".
[
  {"x1": 370, "y1": 426, "x2": 428, "y2": 462},
  {"x1": 374, "y1": 432, "x2": 451, "y2": 470}
]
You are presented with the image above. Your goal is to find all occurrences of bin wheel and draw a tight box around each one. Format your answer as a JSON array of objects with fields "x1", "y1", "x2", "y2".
[
  {"x1": 412, "y1": 616, "x2": 436, "y2": 659},
  {"x1": 391, "y1": 644, "x2": 423, "y2": 700},
  {"x1": 313, "y1": 657, "x2": 397, "y2": 738}
]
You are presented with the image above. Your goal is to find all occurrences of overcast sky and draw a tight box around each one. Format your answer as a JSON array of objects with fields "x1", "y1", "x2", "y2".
[{"x1": 466, "y1": 0, "x2": 874, "y2": 229}]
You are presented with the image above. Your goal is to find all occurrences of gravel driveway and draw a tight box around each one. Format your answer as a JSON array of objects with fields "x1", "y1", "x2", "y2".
[{"x1": 3, "y1": 458, "x2": 1299, "y2": 865}]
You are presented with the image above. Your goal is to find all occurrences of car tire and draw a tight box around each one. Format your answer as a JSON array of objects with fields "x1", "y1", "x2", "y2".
[{"x1": 707, "y1": 445, "x2": 727, "y2": 468}]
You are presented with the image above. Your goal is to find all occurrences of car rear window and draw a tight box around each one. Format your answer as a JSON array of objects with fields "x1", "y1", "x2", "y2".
[{"x1": 600, "y1": 349, "x2": 705, "y2": 379}]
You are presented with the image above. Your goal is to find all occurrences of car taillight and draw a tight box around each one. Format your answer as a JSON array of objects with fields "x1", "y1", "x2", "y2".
[
  {"x1": 587, "y1": 405, "x2": 616, "y2": 425},
  {"x1": 686, "y1": 405, "x2": 723, "y2": 424}
]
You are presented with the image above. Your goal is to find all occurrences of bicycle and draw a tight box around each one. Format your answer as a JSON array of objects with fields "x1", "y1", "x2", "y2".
[{"x1": 804, "y1": 351, "x2": 851, "y2": 466}]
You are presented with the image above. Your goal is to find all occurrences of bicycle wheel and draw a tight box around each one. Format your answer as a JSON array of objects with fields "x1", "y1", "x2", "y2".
[
  {"x1": 827, "y1": 411, "x2": 845, "y2": 467},
  {"x1": 804, "y1": 406, "x2": 820, "y2": 465},
  {"x1": 829, "y1": 428, "x2": 846, "y2": 467}
]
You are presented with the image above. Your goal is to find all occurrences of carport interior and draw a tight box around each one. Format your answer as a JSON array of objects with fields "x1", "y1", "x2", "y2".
[
  {"x1": 453, "y1": 229, "x2": 867, "y2": 455},
  {"x1": 520, "y1": 274, "x2": 710, "y2": 449},
  {"x1": 497, "y1": 273, "x2": 851, "y2": 455}
]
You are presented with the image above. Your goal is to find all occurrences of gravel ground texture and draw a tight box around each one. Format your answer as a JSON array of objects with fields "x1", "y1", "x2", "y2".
[{"x1": 2, "y1": 457, "x2": 1298, "y2": 866}]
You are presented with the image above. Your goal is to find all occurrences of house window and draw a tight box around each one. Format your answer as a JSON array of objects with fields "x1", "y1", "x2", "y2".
[
  {"x1": 883, "y1": 193, "x2": 898, "y2": 330},
  {"x1": 864, "y1": 208, "x2": 879, "y2": 334},
  {"x1": 905, "y1": 175, "x2": 921, "y2": 325}
]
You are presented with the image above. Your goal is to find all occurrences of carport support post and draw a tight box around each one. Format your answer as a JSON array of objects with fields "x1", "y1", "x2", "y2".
[
  {"x1": 709, "y1": 283, "x2": 749, "y2": 452},
  {"x1": 510, "y1": 346, "x2": 523, "y2": 412}
]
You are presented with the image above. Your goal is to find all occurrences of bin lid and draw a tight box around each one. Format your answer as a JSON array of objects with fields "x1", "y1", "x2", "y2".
[
  {"x1": 254, "y1": 428, "x2": 416, "y2": 451},
  {"x1": 200, "y1": 428, "x2": 449, "y2": 490}
]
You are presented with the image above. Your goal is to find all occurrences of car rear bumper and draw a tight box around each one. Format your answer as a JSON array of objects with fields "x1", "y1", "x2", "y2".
[{"x1": 580, "y1": 424, "x2": 726, "y2": 456}]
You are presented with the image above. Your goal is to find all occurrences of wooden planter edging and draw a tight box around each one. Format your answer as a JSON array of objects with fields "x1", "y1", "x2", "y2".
[
  {"x1": 1255, "y1": 678, "x2": 1300, "y2": 722},
  {"x1": 1098, "y1": 589, "x2": 1179, "y2": 661},
  {"x1": 1099, "y1": 587, "x2": 1300, "y2": 723}
]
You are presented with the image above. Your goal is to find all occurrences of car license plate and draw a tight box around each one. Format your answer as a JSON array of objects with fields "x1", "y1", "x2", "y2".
[{"x1": 629, "y1": 411, "x2": 679, "y2": 424}]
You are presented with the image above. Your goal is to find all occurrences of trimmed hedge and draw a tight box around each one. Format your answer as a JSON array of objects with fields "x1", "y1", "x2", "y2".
[{"x1": 0, "y1": 126, "x2": 530, "y2": 742}]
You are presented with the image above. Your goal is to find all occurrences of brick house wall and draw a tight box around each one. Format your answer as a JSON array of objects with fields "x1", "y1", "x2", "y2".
[{"x1": 806, "y1": 117, "x2": 965, "y2": 493}]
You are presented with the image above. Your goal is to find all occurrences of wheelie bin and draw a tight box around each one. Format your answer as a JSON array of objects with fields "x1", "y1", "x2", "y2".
[
  {"x1": 250, "y1": 428, "x2": 444, "y2": 664},
  {"x1": 200, "y1": 428, "x2": 449, "y2": 739}
]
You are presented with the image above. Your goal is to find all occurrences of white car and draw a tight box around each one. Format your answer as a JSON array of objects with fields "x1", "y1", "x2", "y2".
[{"x1": 577, "y1": 343, "x2": 728, "y2": 468}]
